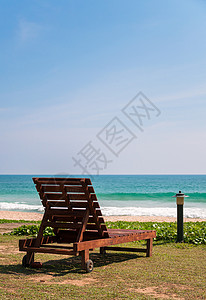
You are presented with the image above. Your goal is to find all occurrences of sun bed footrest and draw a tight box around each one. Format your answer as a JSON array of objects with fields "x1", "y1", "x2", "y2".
[
  {"x1": 19, "y1": 246, "x2": 77, "y2": 256},
  {"x1": 19, "y1": 236, "x2": 57, "y2": 250}
]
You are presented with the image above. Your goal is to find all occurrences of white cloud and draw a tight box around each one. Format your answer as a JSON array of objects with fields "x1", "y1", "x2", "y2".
[
  {"x1": 17, "y1": 19, "x2": 43, "y2": 43},
  {"x1": 155, "y1": 84, "x2": 206, "y2": 104}
]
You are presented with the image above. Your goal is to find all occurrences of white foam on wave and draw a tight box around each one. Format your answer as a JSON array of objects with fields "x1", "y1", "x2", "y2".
[
  {"x1": 0, "y1": 202, "x2": 206, "y2": 219},
  {"x1": 101, "y1": 207, "x2": 206, "y2": 219},
  {"x1": 0, "y1": 202, "x2": 43, "y2": 212}
]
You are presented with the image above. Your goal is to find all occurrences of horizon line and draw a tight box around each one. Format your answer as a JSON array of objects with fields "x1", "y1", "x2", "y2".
[{"x1": 0, "y1": 173, "x2": 206, "y2": 176}]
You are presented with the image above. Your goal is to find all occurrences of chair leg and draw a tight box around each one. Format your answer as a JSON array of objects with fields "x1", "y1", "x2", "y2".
[
  {"x1": 23, "y1": 252, "x2": 34, "y2": 267},
  {"x1": 80, "y1": 250, "x2": 89, "y2": 270},
  {"x1": 28, "y1": 252, "x2": 34, "y2": 264},
  {"x1": 146, "y1": 238, "x2": 153, "y2": 257}
]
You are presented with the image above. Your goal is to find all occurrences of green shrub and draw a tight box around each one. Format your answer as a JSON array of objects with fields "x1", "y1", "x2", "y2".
[
  {"x1": 6, "y1": 221, "x2": 206, "y2": 245},
  {"x1": 7, "y1": 225, "x2": 54, "y2": 237},
  {"x1": 106, "y1": 221, "x2": 206, "y2": 245}
]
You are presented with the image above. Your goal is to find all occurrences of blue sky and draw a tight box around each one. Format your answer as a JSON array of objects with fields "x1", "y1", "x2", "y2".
[{"x1": 0, "y1": 0, "x2": 206, "y2": 174}]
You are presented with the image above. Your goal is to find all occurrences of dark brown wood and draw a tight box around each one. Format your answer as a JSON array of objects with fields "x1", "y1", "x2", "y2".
[
  {"x1": 51, "y1": 215, "x2": 105, "y2": 224},
  {"x1": 70, "y1": 200, "x2": 99, "y2": 208},
  {"x1": 47, "y1": 201, "x2": 67, "y2": 207},
  {"x1": 38, "y1": 182, "x2": 48, "y2": 207},
  {"x1": 47, "y1": 209, "x2": 85, "y2": 217},
  {"x1": 47, "y1": 202, "x2": 99, "y2": 208},
  {"x1": 19, "y1": 177, "x2": 156, "y2": 272},
  {"x1": 19, "y1": 236, "x2": 57, "y2": 250},
  {"x1": 81, "y1": 179, "x2": 106, "y2": 238},
  {"x1": 56, "y1": 230, "x2": 78, "y2": 242},
  {"x1": 26, "y1": 252, "x2": 35, "y2": 265},
  {"x1": 47, "y1": 199, "x2": 99, "y2": 208},
  {"x1": 42, "y1": 186, "x2": 95, "y2": 193},
  {"x1": 34, "y1": 208, "x2": 49, "y2": 247},
  {"x1": 76, "y1": 208, "x2": 90, "y2": 242},
  {"x1": 21, "y1": 246, "x2": 75, "y2": 255},
  {"x1": 80, "y1": 249, "x2": 89, "y2": 269},
  {"x1": 40, "y1": 193, "x2": 65, "y2": 200},
  {"x1": 39, "y1": 193, "x2": 97, "y2": 201},
  {"x1": 86, "y1": 224, "x2": 107, "y2": 231},
  {"x1": 33, "y1": 177, "x2": 92, "y2": 185},
  {"x1": 83, "y1": 231, "x2": 105, "y2": 240},
  {"x1": 88, "y1": 216, "x2": 104, "y2": 223},
  {"x1": 74, "y1": 230, "x2": 156, "y2": 252},
  {"x1": 146, "y1": 238, "x2": 153, "y2": 257},
  {"x1": 62, "y1": 185, "x2": 73, "y2": 213},
  {"x1": 44, "y1": 222, "x2": 82, "y2": 229}
]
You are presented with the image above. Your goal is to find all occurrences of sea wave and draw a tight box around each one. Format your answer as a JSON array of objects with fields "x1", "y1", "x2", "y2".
[
  {"x1": 101, "y1": 207, "x2": 206, "y2": 219},
  {"x1": 0, "y1": 202, "x2": 206, "y2": 218},
  {"x1": 97, "y1": 192, "x2": 206, "y2": 202},
  {"x1": 0, "y1": 202, "x2": 43, "y2": 212}
]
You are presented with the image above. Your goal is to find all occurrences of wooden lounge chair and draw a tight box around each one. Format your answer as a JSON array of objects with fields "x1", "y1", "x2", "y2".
[{"x1": 19, "y1": 178, "x2": 156, "y2": 272}]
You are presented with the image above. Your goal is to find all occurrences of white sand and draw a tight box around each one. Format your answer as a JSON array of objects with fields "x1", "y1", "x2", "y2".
[{"x1": 0, "y1": 210, "x2": 205, "y2": 222}]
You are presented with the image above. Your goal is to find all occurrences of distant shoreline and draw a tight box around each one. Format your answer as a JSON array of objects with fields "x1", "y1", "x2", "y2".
[{"x1": 0, "y1": 210, "x2": 205, "y2": 222}]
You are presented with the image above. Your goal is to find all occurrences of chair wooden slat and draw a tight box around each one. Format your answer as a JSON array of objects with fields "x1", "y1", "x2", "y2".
[
  {"x1": 51, "y1": 215, "x2": 105, "y2": 224},
  {"x1": 47, "y1": 201, "x2": 67, "y2": 208},
  {"x1": 42, "y1": 186, "x2": 95, "y2": 193},
  {"x1": 33, "y1": 178, "x2": 92, "y2": 185},
  {"x1": 43, "y1": 193, "x2": 97, "y2": 201},
  {"x1": 47, "y1": 209, "x2": 85, "y2": 217},
  {"x1": 70, "y1": 201, "x2": 99, "y2": 208},
  {"x1": 42, "y1": 186, "x2": 62, "y2": 192},
  {"x1": 66, "y1": 186, "x2": 95, "y2": 193},
  {"x1": 44, "y1": 222, "x2": 82, "y2": 229},
  {"x1": 86, "y1": 224, "x2": 107, "y2": 231}
]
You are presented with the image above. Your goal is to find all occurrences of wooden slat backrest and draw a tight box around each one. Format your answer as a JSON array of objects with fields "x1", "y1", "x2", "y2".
[{"x1": 33, "y1": 177, "x2": 109, "y2": 241}]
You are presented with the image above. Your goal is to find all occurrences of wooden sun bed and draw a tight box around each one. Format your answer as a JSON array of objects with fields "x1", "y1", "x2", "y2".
[{"x1": 19, "y1": 178, "x2": 156, "y2": 272}]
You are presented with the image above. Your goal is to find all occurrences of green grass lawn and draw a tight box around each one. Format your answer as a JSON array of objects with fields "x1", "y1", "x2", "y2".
[{"x1": 0, "y1": 221, "x2": 206, "y2": 299}]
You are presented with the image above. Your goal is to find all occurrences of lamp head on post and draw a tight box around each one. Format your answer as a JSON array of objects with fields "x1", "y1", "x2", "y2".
[{"x1": 172, "y1": 191, "x2": 189, "y2": 205}]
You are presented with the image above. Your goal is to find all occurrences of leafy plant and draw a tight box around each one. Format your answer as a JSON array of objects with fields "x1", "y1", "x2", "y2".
[
  {"x1": 7, "y1": 225, "x2": 54, "y2": 237},
  {"x1": 5, "y1": 221, "x2": 206, "y2": 245},
  {"x1": 106, "y1": 221, "x2": 206, "y2": 245}
]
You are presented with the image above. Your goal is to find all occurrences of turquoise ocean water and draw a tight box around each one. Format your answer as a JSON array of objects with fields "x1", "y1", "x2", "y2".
[{"x1": 0, "y1": 175, "x2": 206, "y2": 218}]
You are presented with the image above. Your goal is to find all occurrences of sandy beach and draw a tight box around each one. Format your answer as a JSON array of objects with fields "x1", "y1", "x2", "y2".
[{"x1": 0, "y1": 210, "x2": 205, "y2": 222}]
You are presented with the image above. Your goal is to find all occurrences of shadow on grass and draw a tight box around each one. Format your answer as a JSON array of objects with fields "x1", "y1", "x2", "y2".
[{"x1": 0, "y1": 252, "x2": 144, "y2": 276}]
